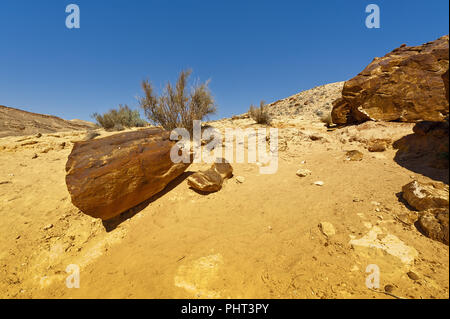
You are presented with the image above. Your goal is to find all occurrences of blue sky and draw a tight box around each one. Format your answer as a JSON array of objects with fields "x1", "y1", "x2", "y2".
[{"x1": 0, "y1": 0, "x2": 448, "y2": 121}]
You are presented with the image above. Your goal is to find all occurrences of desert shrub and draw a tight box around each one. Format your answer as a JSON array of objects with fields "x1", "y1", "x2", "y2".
[
  {"x1": 92, "y1": 105, "x2": 147, "y2": 130},
  {"x1": 84, "y1": 131, "x2": 101, "y2": 140},
  {"x1": 249, "y1": 100, "x2": 271, "y2": 125},
  {"x1": 139, "y1": 69, "x2": 216, "y2": 133}
]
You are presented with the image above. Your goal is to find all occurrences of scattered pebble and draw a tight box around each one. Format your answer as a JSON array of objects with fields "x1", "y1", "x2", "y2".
[
  {"x1": 407, "y1": 271, "x2": 420, "y2": 281},
  {"x1": 32, "y1": 153, "x2": 38, "y2": 159},
  {"x1": 345, "y1": 150, "x2": 363, "y2": 161},
  {"x1": 384, "y1": 284, "x2": 395, "y2": 293},
  {"x1": 296, "y1": 169, "x2": 311, "y2": 177},
  {"x1": 314, "y1": 181, "x2": 324, "y2": 186},
  {"x1": 43, "y1": 224, "x2": 53, "y2": 231}
]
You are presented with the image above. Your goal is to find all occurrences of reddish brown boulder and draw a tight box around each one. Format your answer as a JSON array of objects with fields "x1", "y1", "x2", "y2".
[
  {"x1": 187, "y1": 160, "x2": 233, "y2": 193},
  {"x1": 65, "y1": 128, "x2": 190, "y2": 220},
  {"x1": 332, "y1": 35, "x2": 449, "y2": 125}
]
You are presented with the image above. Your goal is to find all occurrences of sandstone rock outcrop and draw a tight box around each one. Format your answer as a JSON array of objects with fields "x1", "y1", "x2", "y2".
[
  {"x1": 418, "y1": 208, "x2": 449, "y2": 245},
  {"x1": 65, "y1": 128, "x2": 190, "y2": 220},
  {"x1": 402, "y1": 180, "x2": 449, "y2": 245},
  {"x1": 187, "y1": 160, "x2": 233, "y2": 193},
  {"x1": 332, "y1": 35, "x2": 449, "y2": 125},
  {"x1": 402, "y1": 181, "x2": 449, "y2": 211}
]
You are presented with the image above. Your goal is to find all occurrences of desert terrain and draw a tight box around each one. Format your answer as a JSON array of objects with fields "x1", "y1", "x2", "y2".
[{"x1": 0, "y1": 79, "x2": 448, "y2": 299}]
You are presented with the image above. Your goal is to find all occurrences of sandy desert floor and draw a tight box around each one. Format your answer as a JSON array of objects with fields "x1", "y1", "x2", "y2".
[{"x1": 0, "y1": 110, "x2": 448, "y2": 299}]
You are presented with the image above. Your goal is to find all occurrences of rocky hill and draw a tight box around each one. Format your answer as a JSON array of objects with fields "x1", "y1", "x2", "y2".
[{"x1": 0, "y1": 105, "x2": 96, "y2": 138}]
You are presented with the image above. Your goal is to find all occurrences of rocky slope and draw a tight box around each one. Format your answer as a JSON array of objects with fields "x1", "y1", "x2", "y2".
[{"x1": 0, "y1": 105, "x2": 96, "y2": 138}]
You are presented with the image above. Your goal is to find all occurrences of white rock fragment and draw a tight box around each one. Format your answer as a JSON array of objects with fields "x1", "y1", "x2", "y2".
[
  {"x1": 349, "y1": 226, "x2": 418, "y2": 265},
  {"x1": 314, "y1": 181, "x2": 324, "y2": 186}
]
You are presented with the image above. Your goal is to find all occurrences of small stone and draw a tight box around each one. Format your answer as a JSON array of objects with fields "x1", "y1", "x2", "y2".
[
  {"x1": 296, "y1": 169, "x2": 312, "y2": 177},
  {"x1": 314, "y1": 181, "x2": 324, "y2": 186},
  {"x1": 368, "y1": 140, "x2": 387, "y2": 152},
  {"x1": 319, "y1": 222, "x2": 336, "y2": 237},
  {"x1": 345, "y1": 150, "x2": 363, "y2": 161},
  {"x1": 35, "y1": 133, "x2": 42, "y2": 138},
  {"x1": 235, "y1": 176, "x2": 245, "y2": 183},
  {"x1": 43, "y1": 224, "x2": 53, "y2": 231},
  {"x1": 384, "y1": 284, "x2": 395, "y2": 293},
  {"x1": 375, "y1": 208, "x2": 381, "y2": 212},
  {"x1": 32, "y1": 153, "x2": 38, "y2": 159},
  {"x1": 407, "y1": 271, "x2": 420, "y2": 281}
]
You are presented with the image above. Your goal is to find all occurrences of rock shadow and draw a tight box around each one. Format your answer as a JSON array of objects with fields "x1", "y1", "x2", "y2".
[
  {"x1": 102, "y1": 171, "x2": 194, "y2": 232},
  {"x1": 393, "y1": 122, "x2": 449, "y2": 185}
]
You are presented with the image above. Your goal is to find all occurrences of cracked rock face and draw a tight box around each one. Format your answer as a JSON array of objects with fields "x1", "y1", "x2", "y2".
[{"x1": 332, "y1": 35, "x2": 449, "y2": 125}]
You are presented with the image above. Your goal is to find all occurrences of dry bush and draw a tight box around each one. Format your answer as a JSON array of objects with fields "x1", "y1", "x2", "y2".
[
  {"x1": 84, "y1": 131, "x2": 101, "y2": 140},
  {"x1": 249, "y1": 100, "x2": 271, "y2": 125},
  {"x1": 92, "y1": 105, "x2": 147, "y2": 131},
  {"x1": 139, "y1": 69, "x2": 216, "y2": 133}
]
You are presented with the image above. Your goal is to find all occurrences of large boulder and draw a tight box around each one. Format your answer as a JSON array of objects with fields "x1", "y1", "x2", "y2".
[
  {"x1": 418, "y1": 208, "x2": 449, "y2": 245},
  {"x1": 402, "y1": 180, "x2": 449, "y2": 211},
  {"x1": 65, "y1": 128, "x2": 190, "y2": 220},
  {"x1": 332, "y1": 35, "x2": 449, "y2": 125}
]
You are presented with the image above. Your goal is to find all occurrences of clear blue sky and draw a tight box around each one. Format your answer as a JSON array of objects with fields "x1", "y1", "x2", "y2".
[{"x1": 0, "y1": 0, "x2": 448, "y2": 121}]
